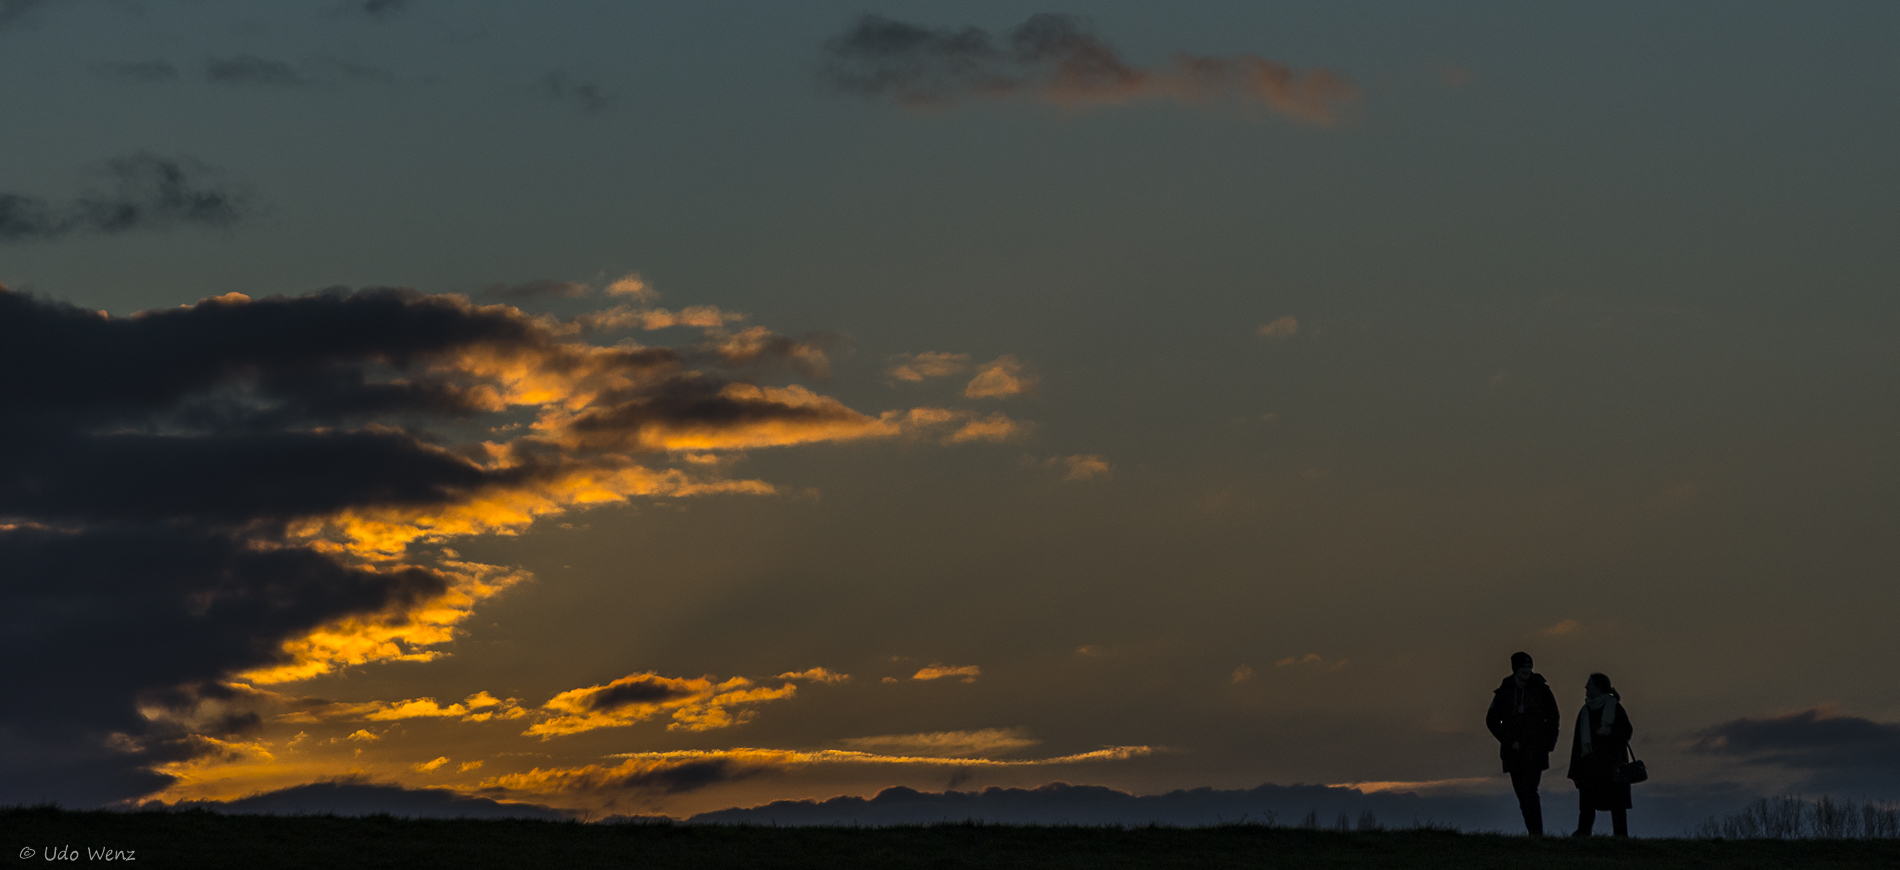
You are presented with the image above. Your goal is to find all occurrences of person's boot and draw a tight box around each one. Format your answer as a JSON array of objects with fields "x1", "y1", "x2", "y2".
[
  {"x1": 1611, "y1": 809, "x2": 1628, "y2": 838},
  {"x1": 1572, "y1": 809, "x2": 1594, "y2": 837},
  {"x1": 1524, "y1": 801, "x2": 1543, "y2": 836}
]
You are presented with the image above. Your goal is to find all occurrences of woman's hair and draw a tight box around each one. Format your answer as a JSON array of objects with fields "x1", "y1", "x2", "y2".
[{"x1": 1588, "y1": 672, "x2": 1617, "y2": 697}]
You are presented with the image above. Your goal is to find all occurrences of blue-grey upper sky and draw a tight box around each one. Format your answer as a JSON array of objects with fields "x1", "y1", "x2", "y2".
[{"x1": 3, "y1": 0, "x2": 1897, "y2": 831}]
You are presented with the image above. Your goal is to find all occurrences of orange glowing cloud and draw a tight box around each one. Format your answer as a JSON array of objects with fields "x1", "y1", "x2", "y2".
[
  {"x1": 478, "y1": 745, "x2": 1155, "y2": 797},
  {"x1": 837, "y1": 728, "x2": 1039, "y2": 758},
  {"x1": 281, "y1": 691, "x2": 528, "y2": 724},
  {"x1": 571, "y1": 304, "x2": 746, "y2": 333},
  {"x1": 242, "y1": 562, "x2": 530, "y2": 684},
  {"x1": 776, "y1": 668, "x2": 851, "y2": 684},
  {"x1": 945, "y1": 412, "x2": 1024, "y2": 444},
  {"x1": 963, "y1": 355, "x2": 1034, "y2": 398},
  {"x1": 912, "y1": 664, "x2": 981, "y2": 682},
  {"x1": 1047, "y1": 454, "x2": 1110, "y2": 481},
  {"x1": 527, "y1": 672, "x2": 807, "y2": 738}
]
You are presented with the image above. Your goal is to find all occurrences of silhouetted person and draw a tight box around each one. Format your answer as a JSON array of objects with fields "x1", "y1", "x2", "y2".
[
  {"x1": 1566, "y1": 672, "x2": 1633, "y2": 837},
  {"x1": 1486, "y1": 651, "x2": 1560, "y2": 836}
]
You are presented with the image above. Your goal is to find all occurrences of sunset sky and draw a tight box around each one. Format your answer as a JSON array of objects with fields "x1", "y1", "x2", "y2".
[{"x1": 4, "y1": 1, "x2": 1898, "y2": 833}]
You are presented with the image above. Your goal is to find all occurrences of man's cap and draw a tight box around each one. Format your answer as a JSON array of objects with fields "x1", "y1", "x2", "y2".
[{"x1": 1510, "y1": 651, "x2": 1533, "y2": 669}]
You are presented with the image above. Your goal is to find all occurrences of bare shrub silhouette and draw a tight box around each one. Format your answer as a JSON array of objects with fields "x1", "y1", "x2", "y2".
[{"x1": 1692, "y1": 795, "x2": 1900, "y2": 839}]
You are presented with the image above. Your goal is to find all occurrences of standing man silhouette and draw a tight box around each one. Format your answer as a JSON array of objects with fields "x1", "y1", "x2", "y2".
[{"x1": 1487, "y1": 651, "x2": 1561, "y2": 836}]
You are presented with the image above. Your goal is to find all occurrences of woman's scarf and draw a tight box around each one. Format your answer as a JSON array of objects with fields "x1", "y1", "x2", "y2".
[{"x1": 1577, "y1": 693, "x2": 1618, "y2": 757}]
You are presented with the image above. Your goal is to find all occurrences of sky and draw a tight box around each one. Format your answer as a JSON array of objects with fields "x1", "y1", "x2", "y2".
[{"x1": 3, "y1": 0, "x2": 1899, "y2": 835}]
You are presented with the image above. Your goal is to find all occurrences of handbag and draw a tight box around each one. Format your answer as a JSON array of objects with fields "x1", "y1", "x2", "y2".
[{"x1": 1614, "y1": 744, "x2": 1648, "y2": 785}]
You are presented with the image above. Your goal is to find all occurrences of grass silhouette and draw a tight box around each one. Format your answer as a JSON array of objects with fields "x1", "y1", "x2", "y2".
[{"x1": 6, "y1": 806, "x2": 1900, "y2": 869}]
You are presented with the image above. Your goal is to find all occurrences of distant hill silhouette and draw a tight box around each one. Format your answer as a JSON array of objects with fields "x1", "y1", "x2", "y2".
[
  {"x1": 160, "y1": 781, "x2": 570, "y2": 821},
  {"x1": 678, "y1": 782, "x2": 1510, "y2": 830}
]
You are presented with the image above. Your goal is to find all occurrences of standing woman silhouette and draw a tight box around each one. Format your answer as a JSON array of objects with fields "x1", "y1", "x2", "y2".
[{"x1": 1566, "y1": 672, "x2": 1633, "y2": 836}]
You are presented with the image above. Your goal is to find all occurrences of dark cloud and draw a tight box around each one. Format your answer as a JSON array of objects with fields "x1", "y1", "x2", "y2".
[
  {"x1": 0, "y1": 284, "x2": 890, "y2": 806},
  {"x1": 0, "y1": 153, "x2": 246, "y2": 243},
  {"x1": 540, "y1": 72, "x2": 609, "y2": 113},
  {"x1": 0, "y1": 524, "x2": 452, "y2": 805},
  {"x1": 92, "y1": 60, "x2": 180, "y2": 82},
  {"x1": 482, "y1": 279, "x2": 589, "y2": 302},
  {"x1": 1689, "y1": 708, "x2": 1900, "y2": 791},
  {"x1": 586, "y1": 678, "x2": 696, "y2": 712},
  {"x1": 163, "y1": 779, "x2": 571, "y2": 819},
  {"x1": 821, "y1": 13, "x2": 1360, "y2": 124},
  {"x1": 614, "y1": 760, "x2": 749, "y2": 795},
  {"x1": 205, "y1": 55, "x2": 307, "y2": 87}
]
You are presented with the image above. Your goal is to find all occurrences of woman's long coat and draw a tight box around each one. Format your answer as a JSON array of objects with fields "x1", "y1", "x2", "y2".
[{"x1": 1565, "y1": 698, "x2": 1634, "y2": 811}]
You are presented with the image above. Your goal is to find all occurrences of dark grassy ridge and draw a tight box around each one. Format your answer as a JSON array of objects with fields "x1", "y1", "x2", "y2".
[{"x1": 5, "y1": 808, "x2": 1899, "y2": 870}]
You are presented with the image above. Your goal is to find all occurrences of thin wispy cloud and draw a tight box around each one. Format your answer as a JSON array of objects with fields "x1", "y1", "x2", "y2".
[
  {"x1": 944, "y1": 412, "x2": 1023, "y2": 444},
  {"x1": 1541, "y1": 619, "x2": 1582, "y2": 637},
  {"x1": 838, "y1": 728, "x2": 1040, "y2": 758},
  {"x1": 482, "y1": 745, "x2": 1153, "y2": 797},
  {"x1": 206, "y1": 55, "x2": 308, "y2": 87},
  {"x1": 823, "y1": 13, "x2": 1360, "y2": 124},
  {"x1": 912, "y1": 664, "x2": 981, "y2": 682},
  {"x1": 1257, "y1": 316, "x2": 1299, "y2": 338},
  {"x1": 1276, "y1": 653, "x2": 1348, "y2": 671},
  {"x1": 92, "y1": 60, "x2": 180, "y2": 82},
  {"x1": 964, "y1": 354, "x2": 1034, "y2": 398},
  {"x1": 1043, "y1": 454, "x2": 1110, "y2": 481},
  {"x1": 0, "y1": 153, "x2": 246, "y2": 243},
  {"x1": 481, "y1": 279, "x2": 590, "y2": 301},
  {"x1": 200, "y1": 55, "x2": 395, "y2": 88},
  {"x1": 887, "y1": 351, "x2": 972, "y2": 383},
  {"x1": 541, "y1": 71, "x2": 609, "y2": 113}
]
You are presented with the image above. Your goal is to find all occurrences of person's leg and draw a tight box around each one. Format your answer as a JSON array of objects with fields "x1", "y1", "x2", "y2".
[
  {"x1": 1573, "y1": 790, "x2": 1595, "y2": 836},
  {"x1": 1611, "y1": 808, "x2": 1628, "y2": 837},
  {"x1": 1511, "y1": 769, "x2": 1544, "y2": 835}
]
